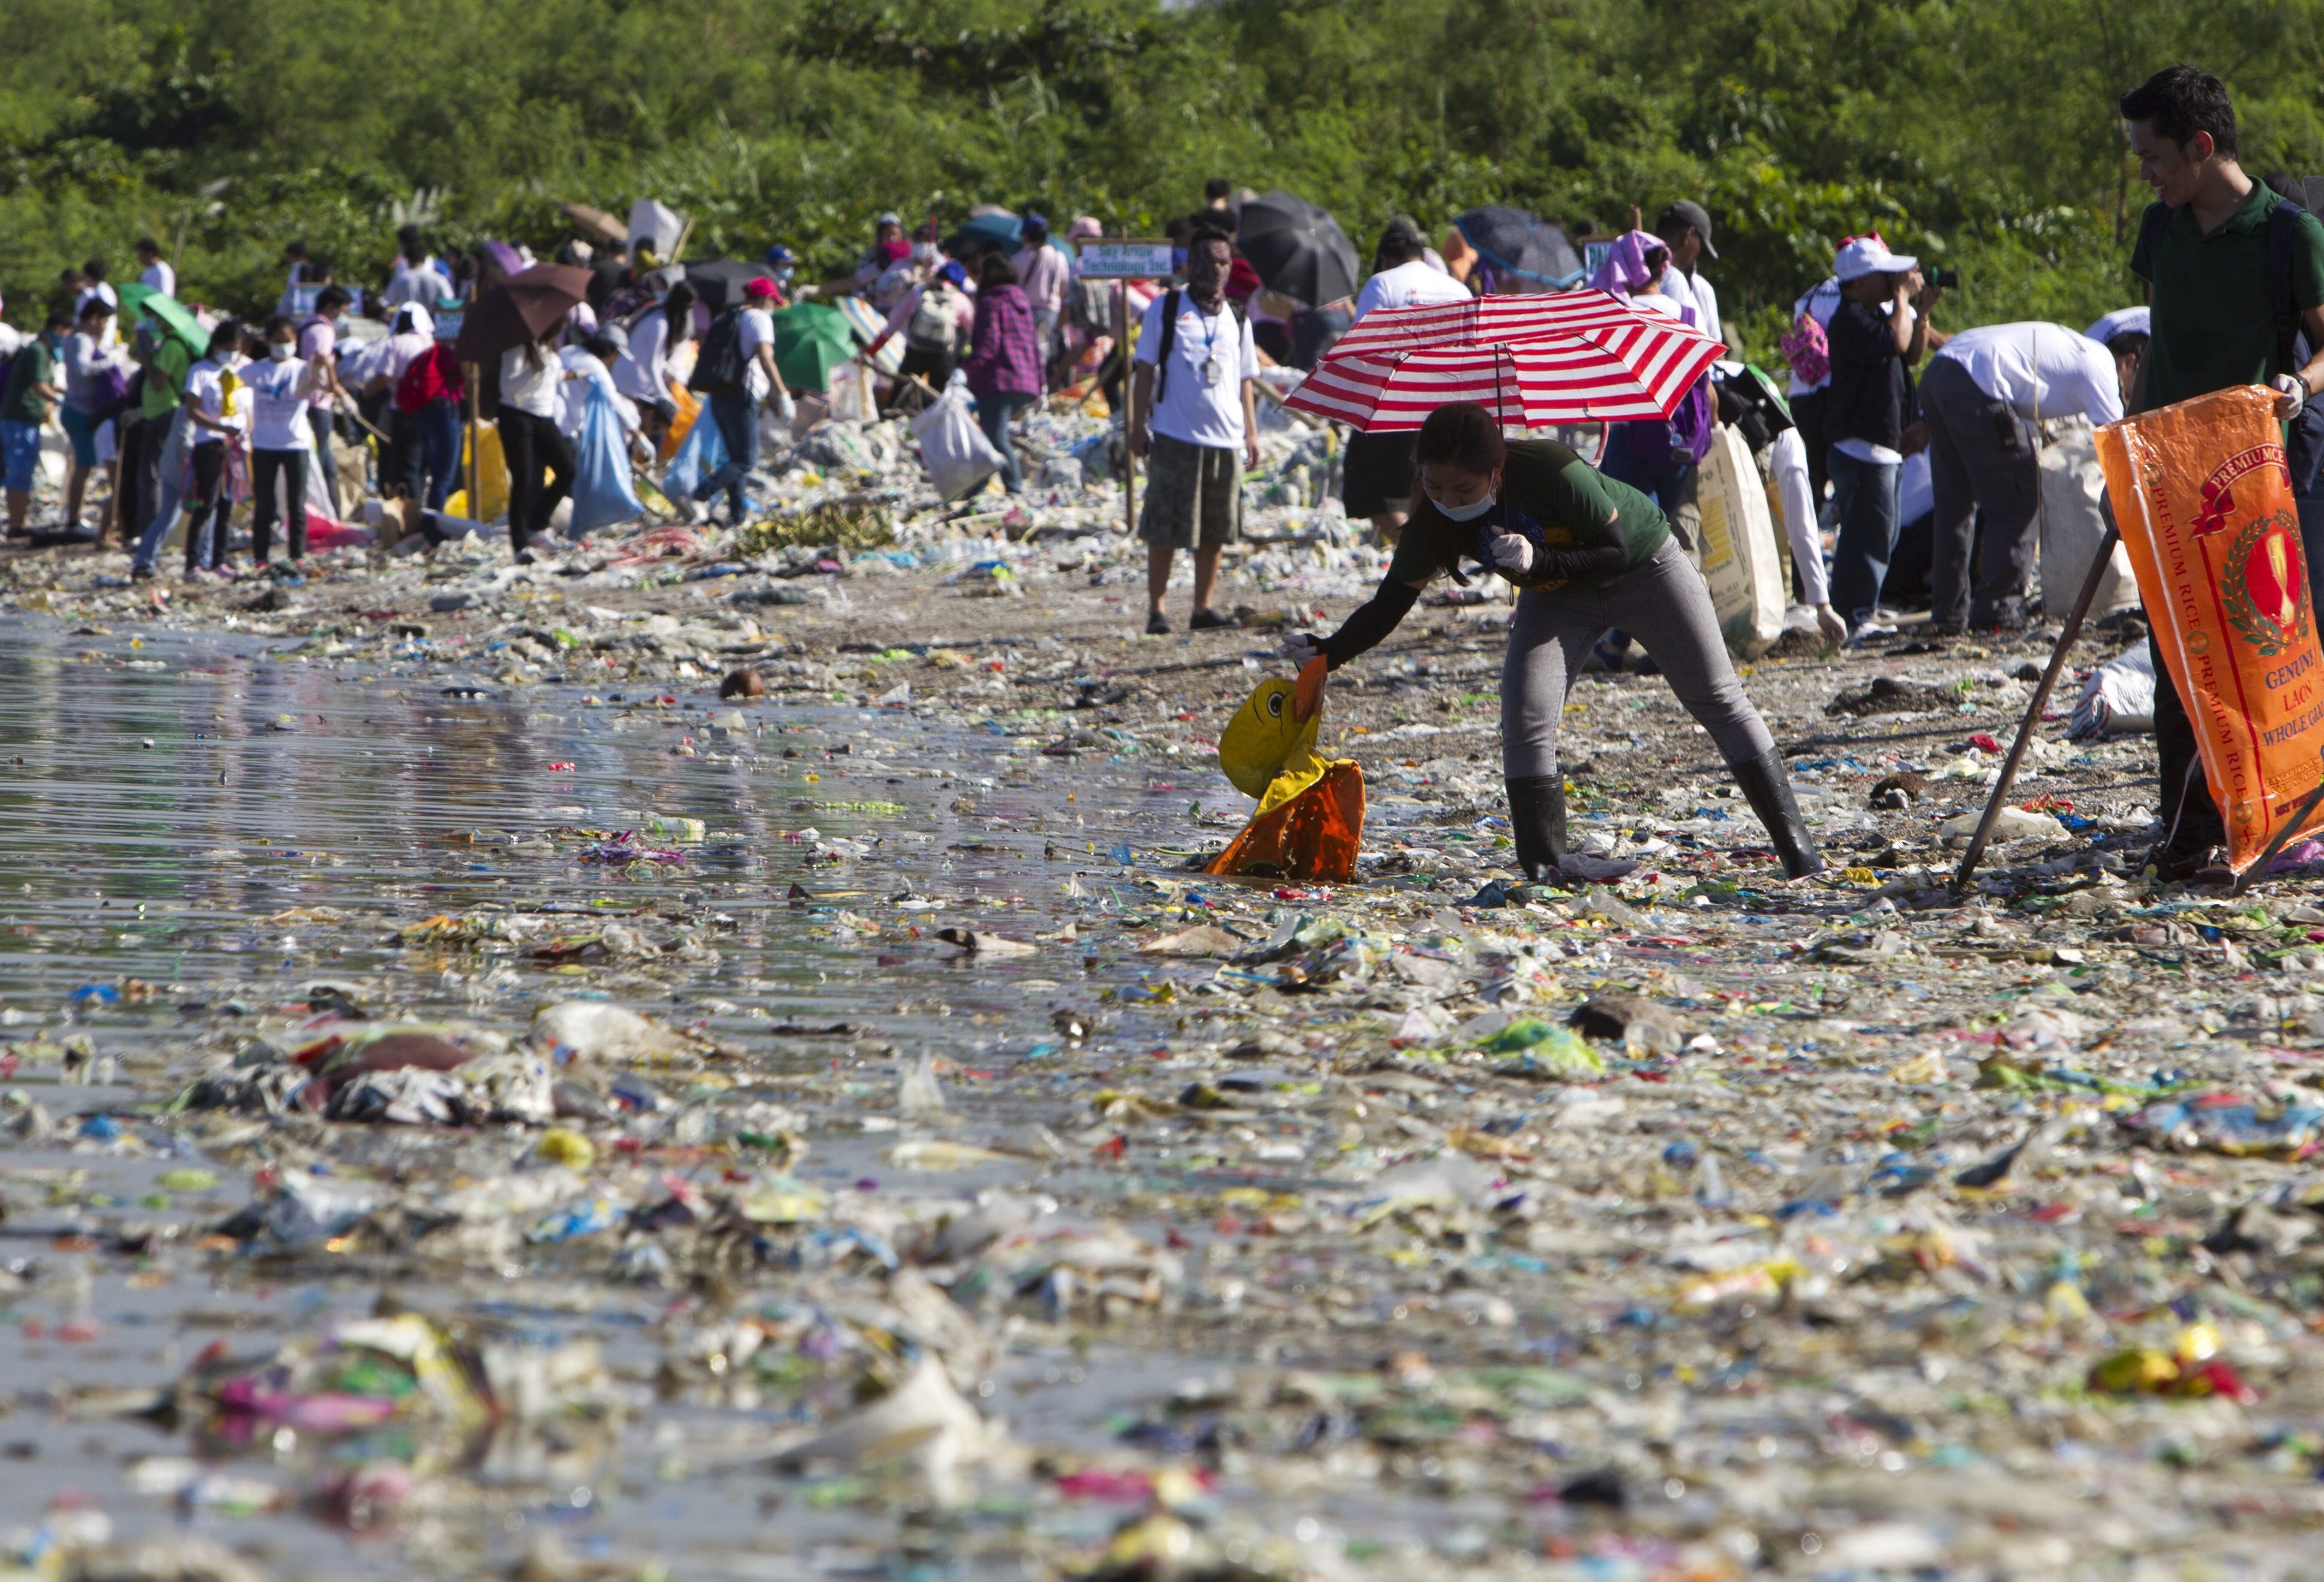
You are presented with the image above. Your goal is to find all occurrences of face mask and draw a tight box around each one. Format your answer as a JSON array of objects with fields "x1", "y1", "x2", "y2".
[
  {"x1": 268, "y1": 342, "x2": 294, "y2": 361},
  {"x1": 1430, "y1": 489, "x2": 1497, "y2": 524}
]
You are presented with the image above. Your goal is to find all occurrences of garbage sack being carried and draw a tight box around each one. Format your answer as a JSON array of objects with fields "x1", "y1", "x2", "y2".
[
  {"x1": 2071, "y1": 641, "x2": 2158, "y2": 739},
  {"x1": 911, "y1": 385, "x2": 1005, "y2": 503},
  {"x1": 2040, "y1": 415, "x2": 2139, "y2": 618},
  {"x1": 2095, "y1": 385, "x2": 2324, "y2": 872},
  {"x1": 1693, "y1": 422, "x2": 1786, "y2": 656},
  {"x1": 567, "y1": 383, "x2": 643, "y2": 536},
  {"x1": 661, "y1": 402, "x2": 728, "y2": 503},
  {"x1": 1206, "y1": 658, "x2": 1364, "y2": 883}
]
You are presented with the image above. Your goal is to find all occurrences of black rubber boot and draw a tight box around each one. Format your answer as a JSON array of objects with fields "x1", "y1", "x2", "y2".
[
  {"x1": 1730, "y1": 749, "x2": 1825, "y2": 879},
  {"x1": 1505, "y1": 775, "x2": 1567, "y2": 883}
]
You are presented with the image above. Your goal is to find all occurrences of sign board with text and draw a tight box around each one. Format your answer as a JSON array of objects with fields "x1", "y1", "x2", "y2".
[{"x1": 1077, "y1": 241, "x2": 1175, "y2": 279}]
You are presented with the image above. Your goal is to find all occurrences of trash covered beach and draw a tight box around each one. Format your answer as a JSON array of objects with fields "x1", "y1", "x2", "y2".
[{"x1": 7, "y1": 392, "x2": 2324, "y2": 1582}]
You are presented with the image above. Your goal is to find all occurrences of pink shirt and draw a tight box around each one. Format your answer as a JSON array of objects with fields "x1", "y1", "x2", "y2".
[{"x1": 298, "y1": 317, "x2": 337, "y2": 409}]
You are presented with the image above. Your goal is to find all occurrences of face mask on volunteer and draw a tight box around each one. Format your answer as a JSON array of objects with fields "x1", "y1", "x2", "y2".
[
  {"x1": 1430, "y1": 489, "x2": 1498, "y2": 523},
  {"x1": 268, "y1": 342, "x2": 295, "y2": 362}
]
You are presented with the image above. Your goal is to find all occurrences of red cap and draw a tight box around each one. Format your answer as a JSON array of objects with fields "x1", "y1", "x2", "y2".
[{"x1": 742, "y1": 276, "x2": 779, "y2": 299}]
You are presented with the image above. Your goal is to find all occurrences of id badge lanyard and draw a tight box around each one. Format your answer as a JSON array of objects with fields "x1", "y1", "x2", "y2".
[{"x1": 1194, "y1": 305, "x2": 1226, "y2": 388}]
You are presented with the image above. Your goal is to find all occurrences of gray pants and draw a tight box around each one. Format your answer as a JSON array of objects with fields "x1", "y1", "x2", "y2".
[
  {"x1": 1501, "y1": 538, "x2": 1776, "y2": 780},
  {"x1": 1920, "y1": 356, "x2": 2039, "y2": 626}
]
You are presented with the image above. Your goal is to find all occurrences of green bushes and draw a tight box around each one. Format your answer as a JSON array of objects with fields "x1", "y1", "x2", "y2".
[{"x1": 5, "y1": 0, "x2": 2323, "y2": 366}]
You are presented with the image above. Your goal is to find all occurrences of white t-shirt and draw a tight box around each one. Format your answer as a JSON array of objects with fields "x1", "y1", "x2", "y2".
[
  {"x1": 1661, "y1": 266, "x2": 1722, "y2": 347},
  {"x1": 612, "y1": 307, "x2": 674, "y2": 405},
  {"x1": 77, "y1": 282, "x2": 119, "y2": 317},
  {"x1": 1349, "y1": 259, "x2": 1470, "y2": 324},
  {"x1": 500, "y1": 345, "x2": 563, "y2": 418},
  {"x1": 1135, "y1": 291, "x2": 1260, "y2": 450},
  {"x1": 1931, "y1": 322, "x2": 2123, "y2": 425},
  {"x1": 738, "y1": 307, "x2": 778, "y2": 401},
  {"x1": 139, "y1": 261, "x2": 175, "y2": 298},
  {"x1": 183, "y1": 358, "x2": 245, "y2": 447},
  {"x1": 244, "y1": 357, "x2": 312, "y2": 450},
  {"x1": 558, "y1": 347, "x2": 640, "y2": 437}
]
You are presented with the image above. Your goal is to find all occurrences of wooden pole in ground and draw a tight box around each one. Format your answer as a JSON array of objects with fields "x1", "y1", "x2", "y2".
[
  {"x1": 1950, "y1": 523, "x2": 2119, "y2": 891},
  {"x1": 464, "y1": 363, "x2": 480, "y2": 538},
  {"x1": 1117, "y1": 274, "x2": 1134, "y2": 538}
]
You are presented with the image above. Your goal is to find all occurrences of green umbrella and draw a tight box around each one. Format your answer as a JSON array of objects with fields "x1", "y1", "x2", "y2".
[
  {"x1": 118, "y1": 282, "x2": 210, "y2": 357},
  {"x1": 770, "y1": 302, "x2": 862, "y2": 392}
]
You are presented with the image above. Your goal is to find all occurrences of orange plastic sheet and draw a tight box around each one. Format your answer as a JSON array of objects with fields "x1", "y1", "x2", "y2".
[{"x1": 2095, "y1": 385, "x2": 2324, "y2": 872}]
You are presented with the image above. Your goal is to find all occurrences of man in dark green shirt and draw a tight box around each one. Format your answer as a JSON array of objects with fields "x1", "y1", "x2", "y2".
[
  {"x1": 1, "y1": 308, "x2": 69, "y2": 537},
  {"x1": 2121, "y1": 65, "x2": 2324, "y2": 881}
]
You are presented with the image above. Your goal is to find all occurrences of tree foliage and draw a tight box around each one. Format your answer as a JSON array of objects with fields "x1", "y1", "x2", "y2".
[{"x1": 6, "y1": 0, "x2": 2324, "y2": 360}]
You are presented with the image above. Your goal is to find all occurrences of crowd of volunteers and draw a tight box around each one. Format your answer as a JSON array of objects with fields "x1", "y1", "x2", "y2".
[{"x1": 0, "y1": 64, "x2": 2310, "y2": 886}]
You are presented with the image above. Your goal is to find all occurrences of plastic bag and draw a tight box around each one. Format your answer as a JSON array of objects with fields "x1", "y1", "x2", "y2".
[
  {"x1": 910, "y1": 386, "x2": 1003, "y2": 503},
  {"x1": 2039, "y1": 416, "x2": 2138, "y2": 618},
  {"x1": 658, "y1": 384, "x2": 701, "y2": 464},
  {"x1": 567, "y1": 384, "x2": 643, "y2": 537},
  {"x1": 1693, "y1": 424, "x2": 1785, "y2": 656},
  {"x1": 2071, "y1": 641, "x2": 2157, "y2": 740},
  {"x1": 661, "y1": 402, "x2": 728, "y2": 503},
  {"x1": 2095, "y1": 385, "x2": 2324, "y2": 871}
]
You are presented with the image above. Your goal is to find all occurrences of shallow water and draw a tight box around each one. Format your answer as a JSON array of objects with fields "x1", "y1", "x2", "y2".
[{"x1": 0, "y1": 617, "x2": 1301, "y2": 1577}]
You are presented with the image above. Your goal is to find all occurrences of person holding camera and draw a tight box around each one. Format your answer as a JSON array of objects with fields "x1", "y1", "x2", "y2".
[
  {"x1": 1824, "y1": 237, "x2": 1942, "y2": 637},
  {"x1": 1917, "y1": 321, "x2": 2128, "y2": 633}
]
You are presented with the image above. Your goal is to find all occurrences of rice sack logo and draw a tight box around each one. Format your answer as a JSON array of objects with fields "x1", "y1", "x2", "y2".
[{"x1": 2194, "y1": 446, "x2": 2311, "y2": 658}]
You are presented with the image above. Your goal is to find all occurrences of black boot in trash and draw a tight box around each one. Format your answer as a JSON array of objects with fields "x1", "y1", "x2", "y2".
[
  {"x1": 1730, "y1": 749, "x2": 1825, "y2": 879},
  {"x1": 1505, "y1": 775, "x2": 1567, "y2": 883}
]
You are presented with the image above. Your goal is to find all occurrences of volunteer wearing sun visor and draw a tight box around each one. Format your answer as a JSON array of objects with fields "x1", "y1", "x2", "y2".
[{"x1": 1282, "y1": 401, "x2": 1823, "y2": 882}]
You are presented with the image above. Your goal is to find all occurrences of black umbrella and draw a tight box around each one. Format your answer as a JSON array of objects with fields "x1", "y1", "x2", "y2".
[
  {"x1": 1453, "y1": 207, "x2": 1585, "y2": 291},
  {"x1": 452, "y1": 263, "x2": 593, "y2": 366},
  {"x1": 1233, "y1": 190, "x2": 1361, "y2": 310},
  {"x1": 686, "y1": 258, "x2": 777, "y2": 313}
]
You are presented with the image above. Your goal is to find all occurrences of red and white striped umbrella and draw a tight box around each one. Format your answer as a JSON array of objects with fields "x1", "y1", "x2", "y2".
[{"x1": 1284, "y1": 289, "x2": 1724, "y2": 431}]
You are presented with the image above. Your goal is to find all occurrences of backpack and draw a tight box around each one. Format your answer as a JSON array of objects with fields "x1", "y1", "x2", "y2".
[
  {"x1": 1151, "y1": 287, "x2": 1247, "y2": 405},
  {"x1": 1714, "y1": 363, "x2": 1796, "y2": 452},
  {"x1": 1779, "y1": 309, "x2": 1830, "y2": 387},
  {"x1": 395, "y1": 343, "x2": 461, "y2": 414},
  {"x1": 906, "y1": 283, "x2": 959, "y2": 353},
  {"x1": 688, "y1": 306, "x2": 747, "y2": 396}
]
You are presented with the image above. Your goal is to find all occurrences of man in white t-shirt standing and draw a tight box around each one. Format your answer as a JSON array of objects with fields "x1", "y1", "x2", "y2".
[
  {"x1": 135, "y1": 239, "x2": 175, "y2": 299},
  {"x1": 1653, "y1": 201, "x2": 1728, "y2": 350},
  {"x1": 1919, "y1": 322, "x2": 2125, "y2": 632},
  {"x1": 1129, "y1": 226, "x2": 1261, "y2": 634},
  {"x1": 1344, "y1": 216, "x2": 1471, "y2": 544}
]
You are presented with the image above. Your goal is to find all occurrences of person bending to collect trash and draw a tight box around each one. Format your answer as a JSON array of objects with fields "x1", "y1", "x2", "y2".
[{"x1": 1283, "y1": 402, "x2": 1824, "y2": 882}]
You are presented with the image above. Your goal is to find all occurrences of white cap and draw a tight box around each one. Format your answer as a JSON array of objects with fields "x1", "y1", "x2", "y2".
[
  {"x1": 1833, "y1": 235, "x2": 1919, "y2": 282},
  {"x1": 2085, "y1": 306, "x2": 2150, "y2": 345}
]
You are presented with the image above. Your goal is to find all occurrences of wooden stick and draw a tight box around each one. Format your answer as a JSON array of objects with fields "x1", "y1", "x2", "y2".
[
  {"x1": 1950, "y1": 523, "x2": 2119, "y2": 891},
  {"x1": 1116, "y1": 274, "x2": 1135, "y2": 537},
  {"x1": 2232, "y1": 764, "x2": 2324, "y2": 896}
]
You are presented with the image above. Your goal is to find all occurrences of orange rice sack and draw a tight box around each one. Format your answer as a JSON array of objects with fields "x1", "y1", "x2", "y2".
[{"x1": 2095, "y1": 384, "x2": 2324, "y2": 873}]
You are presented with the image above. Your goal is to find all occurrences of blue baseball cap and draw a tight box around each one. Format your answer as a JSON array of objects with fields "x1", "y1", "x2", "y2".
[
  {"x1": 939, "y1": 261, "x2": 967, "y2": 286},
  {"x1": 763, "y1": 244, "x2": 795, "y2": 267}
]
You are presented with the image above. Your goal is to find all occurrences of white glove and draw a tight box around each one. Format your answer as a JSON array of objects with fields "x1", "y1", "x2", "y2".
[
  {"x1": 1815, "y1": 604, "x2": 1848, "y2": 647},
  {"x1": 773, "y1": 390, "x2": 798, "y2": 422},
  {"x1": 1283, "y1": 631, "x2": 1324, "y2": 667},
  {"x1": 2275, "y1": 373, "x2": 2308, "y2": 419},
  {"x1": 1487, "y1": 533, "x2": 1534, "y2": 576}
]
